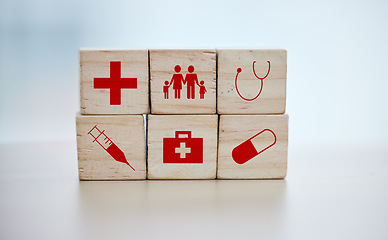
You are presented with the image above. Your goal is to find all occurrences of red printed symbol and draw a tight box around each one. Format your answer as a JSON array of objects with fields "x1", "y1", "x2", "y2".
[
  {"x1": 94, "y1": 61, "x2": 137, "y2": 105},
  {"x1": 163, "y1": 131, "x2": 203, "y2": 163},
  {"x1": 232, "y1": 129, "x2": 276, "y2": 164},
  {"x1": 235, "y1": 60, "x2": 271, "y2": 101},
  {"x1": 163, "y1": 65, "x2": 206, "y2": 99},
  {"x1": 88, "y1": 125, "x2": 135, "y2": 171}
]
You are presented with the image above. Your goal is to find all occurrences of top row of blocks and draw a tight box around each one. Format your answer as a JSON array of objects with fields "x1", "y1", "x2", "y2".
[{"x1": 80, "y1": 49, "x2": 287, "y2": 115}]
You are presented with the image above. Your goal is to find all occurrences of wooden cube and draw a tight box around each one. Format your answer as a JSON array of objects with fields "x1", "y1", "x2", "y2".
[
  {"x1": 149, "y1": 49, "x2": 216, "y2": 114},
  {"x1": 217, "y1": 114, "x2": 288, "y2": 179},
  {"x1": 147, "y1": 115, "x2": 218, "y2": 179},
  {"x1": 76, "y1": 114, "x2": 146, "y2": 180},
  {"x1": 217, "y1": 49, "x2": 287, "y2": 114},
  {"x1": 80, "y1": 49, "x2": 149, "y2": 114}
]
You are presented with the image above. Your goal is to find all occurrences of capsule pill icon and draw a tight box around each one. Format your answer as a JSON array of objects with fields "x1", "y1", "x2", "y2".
[{"x1": 232, "y1": 129, "x2": 277, "y2": 164}]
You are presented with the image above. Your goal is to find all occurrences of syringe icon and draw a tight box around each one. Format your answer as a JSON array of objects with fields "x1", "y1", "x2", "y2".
[{"x1": 88, "y1": 125, "x2": 135, "y2": 171}]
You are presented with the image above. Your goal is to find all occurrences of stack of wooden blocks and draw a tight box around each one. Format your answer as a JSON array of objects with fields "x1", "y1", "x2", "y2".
[{"x1": 76, "y1": 49, "x2": 288, "y2": 180}]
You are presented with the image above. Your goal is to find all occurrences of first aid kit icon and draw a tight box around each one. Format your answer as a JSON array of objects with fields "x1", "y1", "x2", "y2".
[
  {"x1": 163, "y1": 131, "x2": 203, "y2": 164},
  {"x1": 232, "y1": 129, "x2": 277, "y2": 164}
]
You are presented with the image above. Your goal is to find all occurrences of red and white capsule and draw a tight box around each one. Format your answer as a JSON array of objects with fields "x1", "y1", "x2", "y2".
[{"x1": 232, "y1": 129, "x2": 277, "y2": 164}]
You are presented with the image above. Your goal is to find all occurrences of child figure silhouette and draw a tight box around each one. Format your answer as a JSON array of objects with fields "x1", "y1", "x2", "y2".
[
  {"x1": 163, "y1": 81, "x2": 170, "y2": 99},
  {"x1": 199, "y1": 80, "x2": 206, "y2": 99}
]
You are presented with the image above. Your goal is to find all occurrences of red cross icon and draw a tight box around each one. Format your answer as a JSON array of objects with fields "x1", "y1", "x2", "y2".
[{"x1": 94, "y1": 61, "x2": 137, "y2": 105}]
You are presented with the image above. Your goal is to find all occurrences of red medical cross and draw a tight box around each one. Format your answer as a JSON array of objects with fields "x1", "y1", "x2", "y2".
[{"x1": 94, "y1": 61, "x2": 137, "y2": 105}]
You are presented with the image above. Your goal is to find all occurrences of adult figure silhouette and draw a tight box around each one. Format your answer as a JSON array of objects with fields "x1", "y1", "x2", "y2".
[
  {"x1": 184, "y1": 65, "x2": 200, "y2": 99},
  {"x1": 169, "y1": 65, "x2": 184, "y2": 99}
]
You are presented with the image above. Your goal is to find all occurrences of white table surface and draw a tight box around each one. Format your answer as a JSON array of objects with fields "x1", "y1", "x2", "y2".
[{"x1": 0, "y1": 141, "x2": 387, "y2": 240}]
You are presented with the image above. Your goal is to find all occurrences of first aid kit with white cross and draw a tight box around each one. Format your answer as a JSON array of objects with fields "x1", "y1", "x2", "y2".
[{"x1": 163, "y1": 131, "x2": 203, "y2": 164}]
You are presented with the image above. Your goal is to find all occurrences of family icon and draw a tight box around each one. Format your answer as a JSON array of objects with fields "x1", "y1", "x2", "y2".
[{"x1": 163, "y1": 65, "x2": 207, "y2": 100}]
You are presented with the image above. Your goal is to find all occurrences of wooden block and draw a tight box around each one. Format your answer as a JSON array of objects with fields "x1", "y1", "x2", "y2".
[
  {"x1": 217, "y1": 114, "x2": 288, "y2": 179},
  {"x1": 80, "y1": 49, "x2": 149, "y2": 114},
  {"x1": 76, "y1": 114, "x2": 146, "y2": 180},
  {"x1": 147, "y1": 115, "x2": 218, "y2": 179},
  {"x1": 149, "y1": 49, "x2": 216, "y2": 114},
  {"x1": 217, "y1": 49, "x2": 287, "y2": 114}
]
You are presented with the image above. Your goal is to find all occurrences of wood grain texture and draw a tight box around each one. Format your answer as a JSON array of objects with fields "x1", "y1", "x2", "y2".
[
  {"x1": 76, "y1": 114, "x2": 146, "y2": 180},
  {"x1": 147, "y1": 115, "x2": 218, "y2": 179},
  {"x1": 80, "y1": 49, "x2": 149, "y2": 114},
  {"x1": 217, "y1": 114, "x2": 288, "y2": 179},
  {"x1": 217, "y1": 49, "x2": 287, "y2": 114},
  {"x1": 150, "y1": 49, "x2": 216, "y2": 114}
]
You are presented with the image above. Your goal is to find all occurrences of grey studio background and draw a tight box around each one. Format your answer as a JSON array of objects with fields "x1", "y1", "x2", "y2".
[
  {"x1": 1, "y1": 0, "x2": 388, "y2": 240},
  {"x1": 1, "y1": 0, "x2": 387, "y2": 146}
]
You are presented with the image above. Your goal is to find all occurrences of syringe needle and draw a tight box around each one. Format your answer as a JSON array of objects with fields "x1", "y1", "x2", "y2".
[{"x1": 124, "y1": 162, "x2": 136, "y2": 171}]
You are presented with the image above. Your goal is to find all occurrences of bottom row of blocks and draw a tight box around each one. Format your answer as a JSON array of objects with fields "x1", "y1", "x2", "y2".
[{"x1": 76, "y1": 114, "x2": 288, "y2": 180}]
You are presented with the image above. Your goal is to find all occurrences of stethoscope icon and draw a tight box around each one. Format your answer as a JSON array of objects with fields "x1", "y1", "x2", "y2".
[{"x1": 235, "y1": 60, "x2": 271, "y2": 101}]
